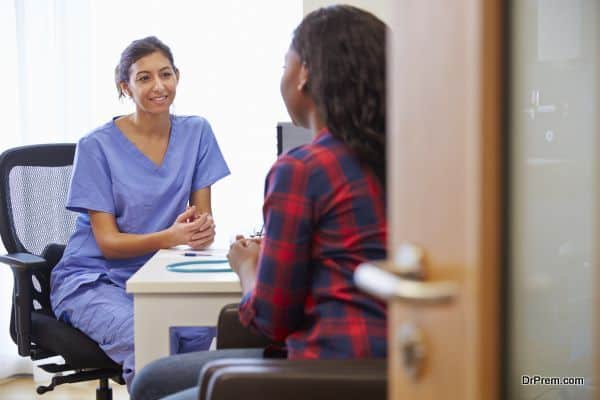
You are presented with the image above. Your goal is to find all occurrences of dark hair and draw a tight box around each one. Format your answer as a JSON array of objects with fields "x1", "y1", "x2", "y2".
[
  {"x1": 291, "y1": 5, "x2": 387, "y2": 186},
  {"x1": 115, "y1": 36, "x2": 178, "y2": 98}
]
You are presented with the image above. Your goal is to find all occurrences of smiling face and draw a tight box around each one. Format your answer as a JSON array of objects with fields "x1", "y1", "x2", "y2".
[{"x1": 120, "y1": 51, "x2": 179, "y2": 114}]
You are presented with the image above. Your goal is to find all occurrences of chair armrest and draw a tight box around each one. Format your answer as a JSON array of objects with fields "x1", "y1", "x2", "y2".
[
  {"x1": 216, "y1": 303, "x2": 274, "y2": 349},
  {"x1": 199, "y1": 358, "x2": 386, "y2": 400},
  {"x1": 0, "y1": 252, "x2": 47, "y2": 270},
  {"x1": 0, "y1": 252, "x2": 48, "y2": 357}
]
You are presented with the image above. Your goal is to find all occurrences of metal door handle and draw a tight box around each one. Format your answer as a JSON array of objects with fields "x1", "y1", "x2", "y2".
[{"x1": 355, "y1": 262, "x2": 458, "y2": 304}]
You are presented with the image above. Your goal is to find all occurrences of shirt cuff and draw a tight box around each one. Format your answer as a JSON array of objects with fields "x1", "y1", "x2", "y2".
[{"x1": 238, "y1": 291, "x2": 256, "y2": 327}]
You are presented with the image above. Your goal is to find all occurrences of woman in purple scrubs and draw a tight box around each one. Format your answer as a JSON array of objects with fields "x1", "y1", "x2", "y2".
[{"x1": 49, "y1": 36, "x2": 230, "y2": 389}]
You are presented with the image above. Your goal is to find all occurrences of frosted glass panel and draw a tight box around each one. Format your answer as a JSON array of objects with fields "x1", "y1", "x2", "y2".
[{"x1": 508, "y1": 0, "x2": 598, "y2": 399}]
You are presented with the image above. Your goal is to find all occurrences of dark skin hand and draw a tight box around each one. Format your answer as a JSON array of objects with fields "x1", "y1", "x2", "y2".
[{"x1": 227, "y1": 235, "x2": 261, "y2": 296}]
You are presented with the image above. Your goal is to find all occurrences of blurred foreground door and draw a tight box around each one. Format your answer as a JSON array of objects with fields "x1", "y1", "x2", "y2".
[{"x1": 384, "y1": 1, "x2": 599, "y2": 399}]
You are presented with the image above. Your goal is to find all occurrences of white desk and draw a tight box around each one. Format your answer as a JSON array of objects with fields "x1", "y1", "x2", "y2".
[{"x1": 126, "y1": 248, "x2": 241, "y2": 371}]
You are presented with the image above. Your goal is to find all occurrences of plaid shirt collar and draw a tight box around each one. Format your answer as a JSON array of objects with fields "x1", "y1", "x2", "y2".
[{"x1": 312, "y1": 127, "x2": 330, "y2": 143}]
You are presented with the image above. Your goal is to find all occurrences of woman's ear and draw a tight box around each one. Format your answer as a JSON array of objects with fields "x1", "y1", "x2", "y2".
[
  {"x1": 119, "y1": 82, "x2": 130, "y2": 97},
  {"x1": 297, "y1": 63, "x2": 309, "y2": 92},
  {"x1": 175, "y1": 69, "x2": 180, "y2": 83}
]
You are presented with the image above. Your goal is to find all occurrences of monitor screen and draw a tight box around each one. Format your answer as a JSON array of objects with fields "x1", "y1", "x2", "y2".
[{"x1": 277, "y1": 122, "x2": 313, "y2": 156}]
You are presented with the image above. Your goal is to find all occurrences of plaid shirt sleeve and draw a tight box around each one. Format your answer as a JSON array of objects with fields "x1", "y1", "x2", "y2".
[{"x1": 238, "y1": 155, "x2": 312, "y2": 341}]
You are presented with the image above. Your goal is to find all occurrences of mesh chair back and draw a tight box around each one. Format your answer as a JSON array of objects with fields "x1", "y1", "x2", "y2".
[
  {"x1": 0, "y1": 144, "x2": 77, "y2": 255},
  {"x1": 9, "y1": 165, "x2": 76, "y2": 255},
  {"x1": 0, "y1": 144, "x2": 77, "y2": 332}
]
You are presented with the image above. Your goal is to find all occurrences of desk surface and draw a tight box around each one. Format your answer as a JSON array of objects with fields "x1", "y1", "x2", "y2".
[{"x1": 126, "y1": 248, "x2": 241, "y2": 294}]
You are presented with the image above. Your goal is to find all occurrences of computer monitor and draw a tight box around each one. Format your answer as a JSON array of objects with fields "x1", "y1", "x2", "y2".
[{"x1": 276, "y1": 122, "x2": 313, "y2": 156}]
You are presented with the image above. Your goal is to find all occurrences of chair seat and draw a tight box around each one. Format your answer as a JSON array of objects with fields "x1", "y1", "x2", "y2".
[
  {"x1": 31, "y1": 311, "x2": 121, "y2": 371},
  {"x1": 200, "y1": 358, "x2": 386, "y2": 400}
]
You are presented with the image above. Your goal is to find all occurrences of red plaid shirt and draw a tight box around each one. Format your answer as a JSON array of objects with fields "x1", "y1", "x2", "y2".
[{"x1": 239, "y1": 129, "x2": 387, "y2": 359}]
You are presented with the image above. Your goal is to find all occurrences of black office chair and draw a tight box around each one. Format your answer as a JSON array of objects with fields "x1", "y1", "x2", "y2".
[{"x1": 0, "y1": 144, "x2": 123, "y2": 399}]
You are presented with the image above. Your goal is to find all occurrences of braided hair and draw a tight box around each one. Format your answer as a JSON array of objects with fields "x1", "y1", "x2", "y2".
[{"x1": 291, "y1": 5, "x2": 387, "y2": 186}]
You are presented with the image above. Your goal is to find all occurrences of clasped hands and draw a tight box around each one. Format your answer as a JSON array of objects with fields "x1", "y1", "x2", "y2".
[
  {"x1": 227, "y1": 234, "x2": 261, "y2": 294},
  {"x1": 170, "y1": 205, "x2": 216, "y2": 249}
]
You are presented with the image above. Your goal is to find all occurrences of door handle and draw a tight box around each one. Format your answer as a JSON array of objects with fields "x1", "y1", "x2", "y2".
[{"x1": 355, "y1": 261, "x2": 458, "y2": 304}]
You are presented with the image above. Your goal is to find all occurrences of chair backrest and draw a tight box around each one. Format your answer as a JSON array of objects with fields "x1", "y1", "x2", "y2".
[
  {"x1": 0, "y1": 144, "x2": 77, "y2": 346},
  {"x1": 0, "y1": 144, "x2": 77, "y2": 256},
  {"x1": 276, "y1": 122, "x2": 312, "y2": 156}
]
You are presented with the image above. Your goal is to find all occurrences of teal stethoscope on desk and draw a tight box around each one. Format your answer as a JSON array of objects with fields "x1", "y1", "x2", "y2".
[
  {"x1": 166, "y1": 260, "x2": 231, "y2": 273},
  {"x1": 166, "y1": 253, "x2": 231, "y2": 273}
]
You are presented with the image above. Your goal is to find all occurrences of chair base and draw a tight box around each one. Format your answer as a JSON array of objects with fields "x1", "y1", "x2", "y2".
[
  {"x1": 36, "y1": 369, "x2": 121, "y2": 400},
  {"x1": 96, "y1": 379, "x2": 113, "y2": 400}
]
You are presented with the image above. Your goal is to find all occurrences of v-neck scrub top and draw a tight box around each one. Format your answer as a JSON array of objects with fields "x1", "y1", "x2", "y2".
[{"x1": 50, "y1": 115, "x2": 230, "y2": 307}]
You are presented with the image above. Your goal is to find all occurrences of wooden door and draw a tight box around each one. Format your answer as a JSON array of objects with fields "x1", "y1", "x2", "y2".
[
  {"x1": 385, "y1": 0, "x2": 501, "y2": 398},
  {"x1": 372, "y1": 0, "x2": 599, "y2": 399}
]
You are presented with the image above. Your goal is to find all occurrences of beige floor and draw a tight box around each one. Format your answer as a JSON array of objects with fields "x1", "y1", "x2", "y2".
[{"x1": 0, "y1": 375, "x2": 129, "y2": 400}]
